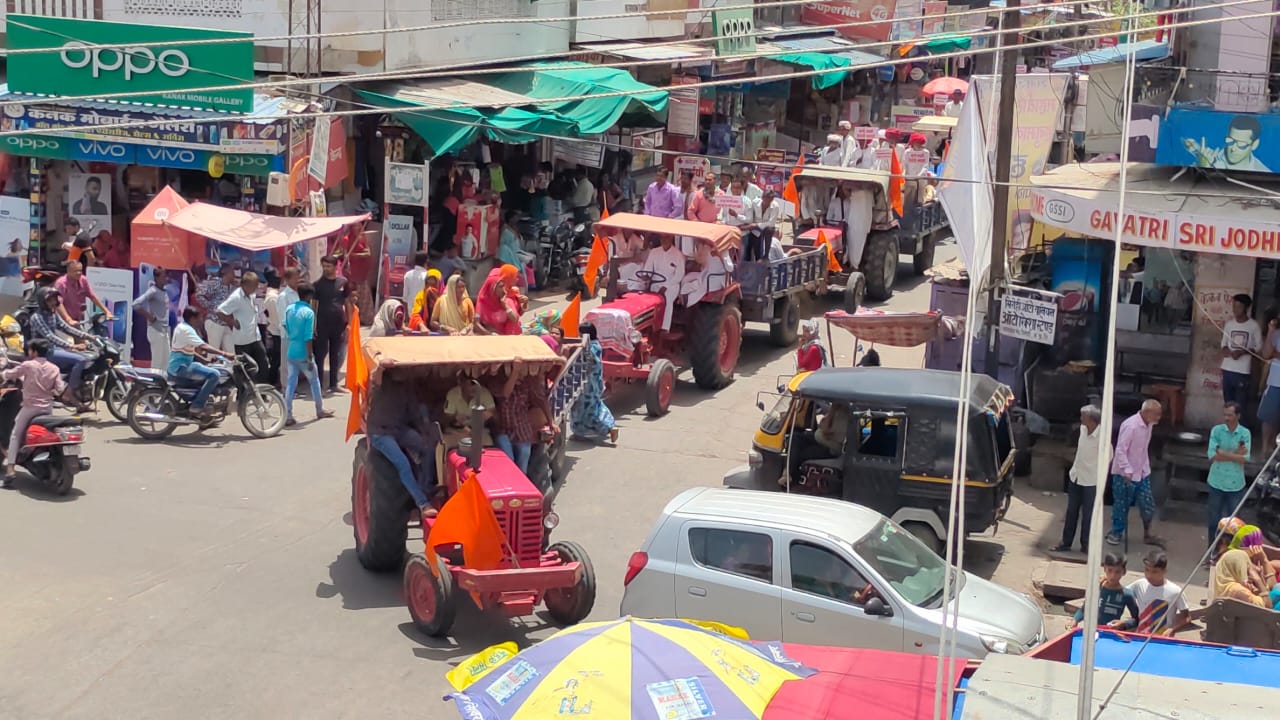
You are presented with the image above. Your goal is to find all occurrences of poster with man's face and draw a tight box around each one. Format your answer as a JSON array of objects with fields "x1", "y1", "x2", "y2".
[{"x1": 67, "y1": 173, "x2": 112, "y2": 240}]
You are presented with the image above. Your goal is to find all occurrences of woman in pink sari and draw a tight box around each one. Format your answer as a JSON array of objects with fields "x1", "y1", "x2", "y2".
[{"x1": 475, "y1": 265, "x2": 523, "y2": 335}]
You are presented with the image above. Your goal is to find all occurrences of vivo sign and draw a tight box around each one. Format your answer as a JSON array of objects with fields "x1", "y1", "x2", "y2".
[
  {"x1": 60, "y1": 42, "x2": 190, "y2": 80},
  {"x1": 144, "y1": 147, "x2": 197, "y2": 164}
]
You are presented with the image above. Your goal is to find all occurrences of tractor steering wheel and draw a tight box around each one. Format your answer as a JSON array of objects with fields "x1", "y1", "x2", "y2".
[{"x1": 633, "y1": 269, "x2": 668, "y2": 290}]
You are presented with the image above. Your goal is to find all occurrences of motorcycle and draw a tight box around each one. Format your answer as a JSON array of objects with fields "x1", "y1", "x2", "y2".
[
  {"x1": 0, "y1": 388, "x2": 89, "y2": 495},
  {"x1": 536, "y1": 218, "x2": 581, "y2": 289},
  {"x1": 11, "y1": 308, "x2": 132, "y2": 420},
  {"x1": 125, "y1": 354, "x2": 288, "y2": 440}
]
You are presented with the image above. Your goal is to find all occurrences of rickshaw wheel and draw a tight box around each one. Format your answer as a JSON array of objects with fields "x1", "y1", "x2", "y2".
[{"x1": 405, "y1": 553, "x2": 455, "y2": 637}]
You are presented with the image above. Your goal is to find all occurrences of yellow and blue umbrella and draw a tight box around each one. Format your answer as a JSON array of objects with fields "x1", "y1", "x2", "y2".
[{"x1": 445, "y1": 617, "x2": 816, "y2": 720}]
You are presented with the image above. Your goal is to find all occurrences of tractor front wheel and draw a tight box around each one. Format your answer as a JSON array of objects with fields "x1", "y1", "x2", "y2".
[
  {"x1": 690, "y1": 303, "x2": 742, "y2": 390},
  {"x1": 352, "y1": 439, "x2": 411, "y2": 572},
  {"x1": 543, "y1": 541, "x2": 596, "y2": 626},
  {"x1": 405, "y1": 553, "x2": 456, "y2": 637},
  {"x1": 863, "y1": 231, "x2": 899, "y2": 302},
  {"x1": 645, "y1": 359, "x2": 676, "y2": 416}
]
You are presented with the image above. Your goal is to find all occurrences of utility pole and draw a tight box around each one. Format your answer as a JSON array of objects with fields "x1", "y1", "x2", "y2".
[{"x1": 986, "y1": 0, "x2": 1021, "y2": 376}]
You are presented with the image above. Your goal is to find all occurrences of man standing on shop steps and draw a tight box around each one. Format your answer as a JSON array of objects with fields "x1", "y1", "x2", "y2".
[{"x1": 313, "y1": 255, "x2": 353, "y2": 394}]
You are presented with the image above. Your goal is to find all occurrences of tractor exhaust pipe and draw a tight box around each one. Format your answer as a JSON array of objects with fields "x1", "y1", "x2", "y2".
[{"x1": 466, "y1": 379, "x2": 486, "y2": 471}]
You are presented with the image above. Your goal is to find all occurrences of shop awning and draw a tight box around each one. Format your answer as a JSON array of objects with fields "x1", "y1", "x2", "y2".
[
  {"x1": 483, "y1": 62, "x2": 668, "y2": 135},
  {"x1": 164, "y1": 202, "x2": 370, "y2": 251},
  {"x1": 1028, "y1": 163, "x2": 1280, "y2": 260},
  {"x1": 898, "y1": 34, "x2": 973, "y2": 56},
  {"x1": 355, "y1": 81, "x2": 576, "y2": 157},
  {"x1": 764, "y1": 38, "x2": 884, "y2": 90},
  {"x1": 1052, "y1": 40, "x2": 1169, "y2": 69},
  {"x1": 131, "y1": 186, "x2": 201, "y2": 269}
]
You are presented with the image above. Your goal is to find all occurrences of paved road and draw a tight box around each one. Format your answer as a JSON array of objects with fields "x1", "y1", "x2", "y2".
[{"x1": 0, "y1": 245, "x2": 987, "y2": 719}]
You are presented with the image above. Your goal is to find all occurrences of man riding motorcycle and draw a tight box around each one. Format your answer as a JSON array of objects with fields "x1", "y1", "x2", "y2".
[
  {"x1": 28, "y1": 287, "x2": 95, "y2": 412},
  {"x1": 169, "y1": 306, "x2": 234, "y2": 418}
]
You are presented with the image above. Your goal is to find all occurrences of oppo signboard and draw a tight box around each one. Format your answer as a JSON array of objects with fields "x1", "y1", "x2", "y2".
[{"x1": 6, "y1": 15, "x2": 254, "y2": 113}]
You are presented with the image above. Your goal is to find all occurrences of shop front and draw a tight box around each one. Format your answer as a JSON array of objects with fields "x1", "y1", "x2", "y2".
[
  {"x1": 1027, "y1": 163, "x2": 1280, "y2": 431},
  {"x1": 0, "y1": 16, "x2": 291, "y2": 275}
]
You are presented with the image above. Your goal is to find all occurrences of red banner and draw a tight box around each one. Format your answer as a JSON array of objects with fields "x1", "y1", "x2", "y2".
[{"x1": 801, "y1": 0, "x2": 896, "y2": 42}]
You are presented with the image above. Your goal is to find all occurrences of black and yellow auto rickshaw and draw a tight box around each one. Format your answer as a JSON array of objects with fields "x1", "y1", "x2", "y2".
[{"x1": 723, "y1": 367, "x2": 1017, "y2": 553}]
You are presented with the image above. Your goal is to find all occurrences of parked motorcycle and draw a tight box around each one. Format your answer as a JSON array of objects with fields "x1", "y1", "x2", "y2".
[
  {"x1": 0, "y1": 388, "x2": 89, "y2": 495},
  {"x1": 125, "y1": 354, "x2": 287, "y2": 440},
  {"x1": 536, "y1": 218, "x2": 581, "y2": 289}
]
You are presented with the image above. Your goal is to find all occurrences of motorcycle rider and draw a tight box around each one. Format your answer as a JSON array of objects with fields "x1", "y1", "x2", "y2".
[
  {"x1": 170, "y1": 306, "x2": 234, "y2": 418},
  {"x1": 2, "y1": 339, "x2": 65, "y2": 487},
  {"x1": 28, "y1": 287, "x2": 94, "y2": 412}
]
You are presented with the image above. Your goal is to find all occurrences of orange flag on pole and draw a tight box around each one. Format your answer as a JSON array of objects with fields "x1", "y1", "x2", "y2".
[
  {"x1": 889, "y1": 149, "x2": 905, "y2": 217},
  {"x1": 344, "y1": 307, "x2": 367, "y2": 441},
  {"x1": 583, "y1": 201, "x2": 610, "y2": 295},
  {"x1": 562, "y1": 293, "x2": 582, "y2": 338},
  {"x1": 425, "y1": 470, "x2": 506, "y2": 572},
  {"x1": 782, "y1": 154, "x2": 805, "y2": 207},
  {"x1": 817, "y1": 230, "x2": 843, "y2": 273}
]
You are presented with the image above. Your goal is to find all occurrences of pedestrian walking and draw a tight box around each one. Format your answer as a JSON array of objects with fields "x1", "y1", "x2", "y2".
[
  {"x1": 278, "y1": 268, "x2": 300, "y2": 391},
  {"x1": 262, "y1": 268, "x2": 283, "y2": 387},
  {"x1": 1106, "y1": 399, "x2": 1166, "y2": 547},
  {"x1": 313, "y1": 255, "x2": 353, "y2": 393},
  {"x1": 1206, "y1": 402, "x2": 1251, "y2": 549},
  {"x1": 1052, "y1": 404, "x2": 1108, "y2": 553},
  {"x1": 282, "y1": 284, "x2": 333, "y2": 426},
  {"x1": 131, "y1": 267, "x2": 171, "y2": 372}
]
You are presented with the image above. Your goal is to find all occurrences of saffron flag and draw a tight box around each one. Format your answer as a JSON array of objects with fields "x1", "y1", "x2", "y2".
[
  {"x1": 583, "y1": 201, "x2": 610, "y2": 295},
  {"x1": 425, "y1": 470, "x2": 506, "y2": 572},
  {"x1": 562, "y1": 293, "x2": 582, "y2": 338},
  {"x1": 817, "y1": 230, "x2": 842, "y2": 273},
  {"x1": 782, "y1": 154, "x2": 805, "y2": 207},
  {"x1": 889, "y1": 149, "x2": 905, "y2": 217},
  {"x1": 344, "y1": 307, "x2": 367, "y2": 441}
]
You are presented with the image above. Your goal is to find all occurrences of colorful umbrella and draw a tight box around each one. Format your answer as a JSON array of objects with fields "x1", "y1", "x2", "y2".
[
  {"x1": 444, "y1": 617, "x2": 816, "y2": 719},
  {"x1": 920, "y1": 76, "x2": 969, "y2": 98}
]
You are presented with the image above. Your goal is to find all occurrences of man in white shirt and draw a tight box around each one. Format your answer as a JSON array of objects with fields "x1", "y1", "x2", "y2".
[
  {"x1": 1221, "y1": 293, "x2": 1262, "y2": 410},
  {"x1": 819, "y1": 134, "x2": 844, "y2": 167},
  {"x1": 1053, "y1": 404, "x2": 1109, "y2": 553},
  {"x1": 632, "y1": 234, "x2": 686, "y2": 332},
  {"x1": 570, "y1": 167, "x2": 597, "y2": 220},
  {"x1": 401, "y1": 251, "x2": 430, "y2": 307},
  {"x1": 743, "y1": 189, "x2": 783, "y2": 262},
  {"x1": 837, "y1": 120, "x2": 860, "y2": 167},
  {"x1": 719, "y1": 179, "x2": 756, "y2": 229},
  {"x1": 738, "y1": 166, "x2": 763, "y2": 202},
  {"x1": 943, "y1": 89, "x2": 964, "y2": 118},
  {"x1": 278, "y1": 267, "x2": 301, "y2": 394},
  {"x1": 216, "y1": 272, "x2": 269, "y2": 383}
]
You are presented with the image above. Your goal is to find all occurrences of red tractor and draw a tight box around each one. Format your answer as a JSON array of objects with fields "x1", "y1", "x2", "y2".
[
  {"x1": 583, "y1": 214, "x2": 745, "y2": 417},
  {"x1": 349, "y1": 335, "x2": 595, "y2": 636}
]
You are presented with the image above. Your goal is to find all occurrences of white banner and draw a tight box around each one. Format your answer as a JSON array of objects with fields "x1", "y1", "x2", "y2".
[
  {"x1": 308, "y1": 117, "x2": 330, "y2": 184},
  {"x1": 999, "y1": 292, "x2": 1058, "y2": 345},
  {"x1": 85, "y1": 266, "x2": 134, "y2": 362},
  {"x1": 938, "y1": 93, "x2": 994, "y2": 285}
]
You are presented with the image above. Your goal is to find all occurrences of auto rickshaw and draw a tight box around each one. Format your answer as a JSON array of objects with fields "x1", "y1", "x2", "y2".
[{"x1": 723, "y1": 366, "x2": 1017, "y2": 554}]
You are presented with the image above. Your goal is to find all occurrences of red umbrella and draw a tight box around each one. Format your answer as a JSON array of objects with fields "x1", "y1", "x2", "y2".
[{"x1": 920, "y1": 76, "x2": 969, "y2": 98}]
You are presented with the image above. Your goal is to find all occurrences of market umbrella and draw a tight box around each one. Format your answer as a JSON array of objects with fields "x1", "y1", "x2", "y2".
[
  {"x1": 443, "y1": 617, "x2": 816, "y2": 719},
  {"x1": 920, "y1": 76, "x2": 968, "y2": 98}
]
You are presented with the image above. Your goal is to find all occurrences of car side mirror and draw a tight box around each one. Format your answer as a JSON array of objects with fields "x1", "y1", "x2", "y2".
[
  {"x1": 864, "y1": 597, "x2": 893, "y2": 617},
  {"x1": 757, "y1": 400, "x2": 766, "y2": 411}
]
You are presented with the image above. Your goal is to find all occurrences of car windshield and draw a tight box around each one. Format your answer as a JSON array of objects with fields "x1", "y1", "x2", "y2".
[{"x1": 853, "y1": 519, "x2": 950, "y2": 607}]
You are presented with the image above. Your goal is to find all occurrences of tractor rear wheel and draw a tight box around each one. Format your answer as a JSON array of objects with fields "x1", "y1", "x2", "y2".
[
  {"x1": 863, "y1": 231, "x2": 899, "y2": 302},
  {"x1": 405, "y1": 553, "x2": 456, "y2": 637},
  {"x1": 645, "y1": 359, "x2": 676, "y2": 417},
  {"x1": 352, "y1": 439, "x2": 411, "y2": 572},
  {"x1": 769, "y1": 296, "x2": 800, "y2": 347},
  {"x1": 543, "y1": 541, "x2": 596, "y2": 626},
  {"x1": 690, "y1": 303, "x2": 742, "y2": 390}
]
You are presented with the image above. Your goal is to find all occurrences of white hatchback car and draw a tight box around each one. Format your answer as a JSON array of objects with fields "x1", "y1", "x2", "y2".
[{"x1": 620, "y1": 488, "x2": 1044, "y2": 658}]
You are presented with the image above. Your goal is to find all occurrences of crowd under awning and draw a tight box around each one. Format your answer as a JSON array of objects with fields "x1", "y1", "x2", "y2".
[
  {"x1": 1052, "y1": 40, "x2": 1170, "y2": 69},
  {"x1": 355, "y1": 62, "x2": 669, "y2": 156},
  {"x1": 1028, "y1": 163, "x2": 1280, "y2": 261}
]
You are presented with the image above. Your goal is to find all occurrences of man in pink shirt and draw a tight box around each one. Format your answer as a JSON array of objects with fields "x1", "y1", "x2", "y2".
[
  {"x1": 2, "y1": 339, "x2": 67, "y2": 486},
  {"x1": 686, "y1": 173, "x2": 722, "y2": 223},
  {"x1": 53, "y1": 261, "x2": 113, "y2": 324},
  {"x1": 1107, "y1": 399, "x2": 1165, "y2": 547}
]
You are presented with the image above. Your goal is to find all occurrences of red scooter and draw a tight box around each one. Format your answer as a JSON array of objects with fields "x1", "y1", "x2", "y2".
[{"x1": 0, "y1": 388, "x2": 90, "y2": 495}]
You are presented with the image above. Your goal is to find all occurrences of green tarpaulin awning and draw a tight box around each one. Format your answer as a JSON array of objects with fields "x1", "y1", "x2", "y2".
[
  {"x1": 774, "y1": 52, "x2": 853, "y2": 90},
  {"x1": 484, "y1": 61, "x2": 668, "y2": 135},
  {"x1": 355, "y1": 87, "x2": 576, "y2": 157}
]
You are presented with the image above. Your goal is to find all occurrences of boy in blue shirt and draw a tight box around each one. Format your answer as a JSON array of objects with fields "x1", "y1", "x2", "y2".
[
  {"x1": 1074, "y1": 552, "x2": 1140, "y2": 629},
  {"x1": 283, "y1": 283, "x2": 334, "y2": 426}
]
